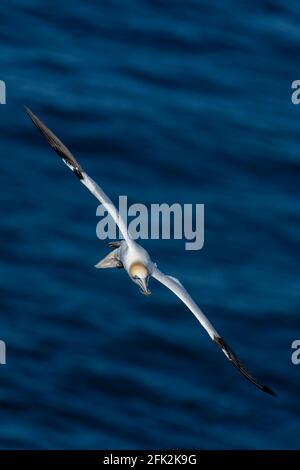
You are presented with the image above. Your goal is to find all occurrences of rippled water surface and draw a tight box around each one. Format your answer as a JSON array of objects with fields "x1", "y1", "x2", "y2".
[{"x1": 0, "y1": 0, "x2": 299, "y2": 449}]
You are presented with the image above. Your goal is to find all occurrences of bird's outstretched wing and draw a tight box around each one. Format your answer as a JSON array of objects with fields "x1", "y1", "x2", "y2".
[
  {"x1": 25, "y1": 106, "x2": 132, "y2": 244},
  {"x1": 151, "y1": 266, "x2": 276, "y2": 396}
]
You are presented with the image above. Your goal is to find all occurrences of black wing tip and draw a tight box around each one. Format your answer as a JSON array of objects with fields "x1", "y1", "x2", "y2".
[
  {"x1": 24, "y1": 105, "x2": 40, "y2": 127},
  {"x1": 24, "y1": 105, "x2": 34, "y2": 117},
  {"x1": 24, "y1": 105, "x2": 84, "y2": 181},
  {"x1": 213, "y1": 335, "x2": 276, "y2": 397},
  {"x1": 260, "y1": 384, "x2": 277, "y2": 397}
]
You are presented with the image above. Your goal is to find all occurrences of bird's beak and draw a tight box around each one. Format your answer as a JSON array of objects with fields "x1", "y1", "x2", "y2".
[{"x1": 137, "y1": 278, "x2": 151, "y2": 296}]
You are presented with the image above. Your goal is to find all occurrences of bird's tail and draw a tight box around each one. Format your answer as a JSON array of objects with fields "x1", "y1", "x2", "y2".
[{"x1": 94, "y1": 248, "x2": 123, "y2": 269}]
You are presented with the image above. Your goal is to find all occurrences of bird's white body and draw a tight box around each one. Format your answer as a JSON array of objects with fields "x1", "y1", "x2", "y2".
[
  {"x1": 25, "y1": 106, "x2": 276, "y2": 396},
  {"x1": 119, "y1": 240, "x2": 154, "y2": 275}
]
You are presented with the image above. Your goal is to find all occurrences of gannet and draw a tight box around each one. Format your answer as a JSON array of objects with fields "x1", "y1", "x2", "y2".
[{"x1": 25, "y1": 107, "x2": 276, "y2": 396}]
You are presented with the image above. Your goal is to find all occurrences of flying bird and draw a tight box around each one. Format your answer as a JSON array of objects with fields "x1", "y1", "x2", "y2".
[{"x1": 25, "y1": 106, "x2": 276, "y2": 397}]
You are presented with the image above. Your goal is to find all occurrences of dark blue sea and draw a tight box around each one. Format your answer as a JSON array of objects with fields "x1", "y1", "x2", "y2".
[{"x1": 0, "y1": 0, "x2": 299, "y2": 450}]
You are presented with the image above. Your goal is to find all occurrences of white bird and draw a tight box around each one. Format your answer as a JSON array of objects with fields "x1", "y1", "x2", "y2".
[{"x1": 25, "y1": 107, "x2": 276, "y2": 397}]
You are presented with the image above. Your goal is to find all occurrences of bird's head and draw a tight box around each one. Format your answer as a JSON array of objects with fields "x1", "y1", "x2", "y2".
[{"x1": 129, "y1": 262, "x2": 151, "y2": 296}]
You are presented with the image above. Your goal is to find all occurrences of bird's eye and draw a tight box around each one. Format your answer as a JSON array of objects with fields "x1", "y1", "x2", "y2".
[{"x1": 133, "y1": 275, "x2": 138, "y2": 280}]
